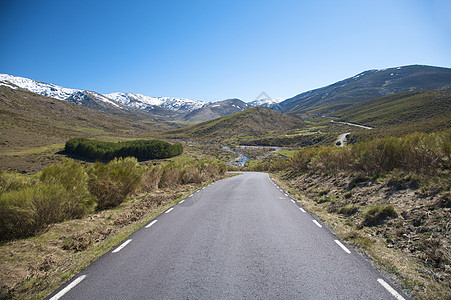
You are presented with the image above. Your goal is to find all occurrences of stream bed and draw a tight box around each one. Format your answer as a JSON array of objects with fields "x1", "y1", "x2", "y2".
[{"x1": 222, "y1": 146, "x2": 249, "y2": 167}]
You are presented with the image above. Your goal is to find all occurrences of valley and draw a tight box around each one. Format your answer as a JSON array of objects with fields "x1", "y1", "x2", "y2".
[{"x1": 0, "y1": 64, "x2": 450, "y2": 299}]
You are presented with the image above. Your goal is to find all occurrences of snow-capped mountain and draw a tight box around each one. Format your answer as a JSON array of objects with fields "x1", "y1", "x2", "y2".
[
  {"x1": 103, "y1": 92, "x2": 206, "y2": 113},
  {"x1": 0, "y1": 74, "x2": 120, "y2": 109},
  {"x1": 249, "y1": 97, "x2": 284, "y2": 108},
  {"x1": 0, "y1": 74, "x2": 209, "y2": 115},
  {"x1": 183, "y1": 99, "x2": 251, "y2": 122},
  {"x1": 0, "y1": 74, "x2": 286, "y2": 121}
]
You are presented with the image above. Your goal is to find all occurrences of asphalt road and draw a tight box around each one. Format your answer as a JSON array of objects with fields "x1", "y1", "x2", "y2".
[
  {"x1": 48, "y1": 172, "x2": 407, "y2": 300},
  {"x1": 337, "y1": 132, "x2": 351, "y2": 147}
]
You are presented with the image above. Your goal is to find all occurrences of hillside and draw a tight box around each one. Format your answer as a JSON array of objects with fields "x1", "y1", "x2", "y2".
[
  {"x1": 280, "y1": 65, "x2": 451, "y2": 116},
  {"x1": 331, "y1": 90, "x2": 451, "y2": 129},
  {"x1": 0, "y1": 86, "x2": 166, "y2": 172},
  {"x1": 165, "y1": 107, "x2": 305, "y2": 141}
]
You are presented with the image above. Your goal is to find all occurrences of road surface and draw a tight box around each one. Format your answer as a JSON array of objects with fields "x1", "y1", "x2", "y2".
[
  {"x1": 48, "y1": 172, "x2": 407, "y2": 300},
  {"x1": 337, "y1": 132, "x2": 351, "y2": 147}
]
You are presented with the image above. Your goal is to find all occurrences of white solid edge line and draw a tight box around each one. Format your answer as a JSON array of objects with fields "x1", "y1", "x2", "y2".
[
  {"x1": 112, "y1": 239, "x2": 132, "y2": 253},
  {"x1": 299, "y1": 207, "x2": 306, "y2": 213},
  {"x1": 312, "y1": 220, "x2": 323, "y2": 228},
  {"x1": 145, "y1": 220, "x2": 158, "y2": 228},
  {"x1": 49, "y1": 274, "x2": 87, "y2": 300},
  {"x1": 377, "y1": 278, "x2": 406, "y2": 300},
  {"x1": 165, "y1": 207, "x2": 174, "y2": 214},
  {"x1": 179, "y1": 199, "x2": 185, "y2": 204},
  {"x1": 334, "y1": 240, "x2": 351, "y2": 254}
]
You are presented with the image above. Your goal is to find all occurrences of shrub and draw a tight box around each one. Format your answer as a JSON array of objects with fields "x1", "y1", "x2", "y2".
[
  {"x1": 89, "y1": 157, "x2": 143, "y2": 210},
  {"x1": 141, "y1": 164, "x2": 164, "y2": 190},
  {"x1": 362, "y1": 204, "x2": 398, "y2": 226},
  {"x1": 0, "y1": 171, "x2": 33, "y2": 195},
  {"x1": 338, "y1": 204, "x2": 359, "y2": 216},
  {"x1": 0, "y1": 183, "x2": 90, "y2": 240},
  {"x1": 182, "y1": 165, "x2": 205, "y2": 184},
  {"x1": 159, "y1": 163, "x2": 184, "y2": 188},
  {"x1": 0, "y1": 188, "x2": 36, "y2": 240},
  {"x1": 39, "y1": 159, "x2": 95, "y2": 218},
  {"x1": 284, "y1": 129, "x2": 450, "y2": 177},
  {"x1": 290, "y1": 148, "x2": 316, "y2": 172}
]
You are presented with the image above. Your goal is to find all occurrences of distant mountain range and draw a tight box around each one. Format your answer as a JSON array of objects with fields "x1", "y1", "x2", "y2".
[
  {"x1": 279, "y1": 65, "x2": 451, "y2": 116},
  {"x1": 1, "y1": 65, "x2": 450, "y2": 122},
  {"x1": 0, "y1": 74, "x2": 283, "y2": 122}
]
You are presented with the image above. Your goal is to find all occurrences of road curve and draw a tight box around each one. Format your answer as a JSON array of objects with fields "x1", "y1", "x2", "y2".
[{"x1": 47, "y1": 172, "x2": 407, "y2": 300}]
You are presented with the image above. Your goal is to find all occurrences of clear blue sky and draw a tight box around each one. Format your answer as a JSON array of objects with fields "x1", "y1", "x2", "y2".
[{"x1": 1, "y1": 0, "x2": 450, "y2": 102}]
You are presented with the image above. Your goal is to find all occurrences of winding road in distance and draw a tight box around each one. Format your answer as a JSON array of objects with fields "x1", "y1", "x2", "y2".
[{"x1": 48, "y1": 172, "x2": 407, "y2": 300}]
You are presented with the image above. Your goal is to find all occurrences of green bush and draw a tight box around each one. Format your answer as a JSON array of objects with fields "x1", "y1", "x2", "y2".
[
  {"x1": 0, "y1": 188, "x2": 36, "y2": 240},
  {"x1": 89, "y1": 157, "x2": 143, "y2": 210},
  {"x1": 0, "y1": 171, "x2": 33, "y2": 195},
  {"x1": 65, "y1": 138, "x2": 183, "y2": 161},
  {"x1": 39, "y1": 159, "x2": 96, "y2": 218},
  {"x1": 362, "y1": 204, "x2": 397, "y2": 226},
  {"x1": 0, "y1": 183, "x2": 92, "y2": 240}
]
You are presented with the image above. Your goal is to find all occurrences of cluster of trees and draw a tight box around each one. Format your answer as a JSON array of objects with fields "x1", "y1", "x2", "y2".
[{"x1": 65, "y1": 138, "x2": 183, "y2": 160}]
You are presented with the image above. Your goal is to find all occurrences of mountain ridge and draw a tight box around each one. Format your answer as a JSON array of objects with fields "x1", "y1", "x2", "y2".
[
  {"x1": 0, "y1": 74, "x2": 285, "y2": 121},
  {"x1": 2, "y1": 64, "x2": 450, "y2": 122},
  {"x1": 280, "y1": 64, "x2": 451, "y2": 116}
]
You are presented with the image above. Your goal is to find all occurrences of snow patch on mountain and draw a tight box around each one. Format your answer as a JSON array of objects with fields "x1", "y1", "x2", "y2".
[
  {"x1": 0, "y1": 74, "x2": 78, "y2": 100},
  {"x1": 249, "y1": 97, "x2": 284, "y2": 107},
  {"x1": 0, "y1": 74, "x2": 120, "y2": 107},
  {"x1": 104, "y1": 92, "x2": 206, "y2": 112}
]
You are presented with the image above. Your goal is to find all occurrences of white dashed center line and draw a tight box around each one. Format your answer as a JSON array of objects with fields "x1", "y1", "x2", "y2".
[
  {"x1": 290, "y1": 199, "x2": 295, "y2": 203},
  {"x1": 312, "y1": 220, "x2": 322, "y2": 228},
  {"x1": 49, "y1": 275, "x2": 86, "y2": 300},
  {"x1": 145, "y1": 220, "x2": 158, "y2": 228},
  {"x1": 299, "y1": 207, "x2": 306, "y2": 213},
  {"x1": 112, "y1": 239, "x2": 132, "y2": 253},
  {"x1": 334, "y1": 240, "x2": 351, "y2": 254},
  {"x1": 165, "y1": 207, "x2": 174, "y2": 214},
  {"x1": 377, "y1": 278, "x2": 405, "y2": 300},
  {"x1": 179, "y1": 199, "x2": 185, "y2": 204}
]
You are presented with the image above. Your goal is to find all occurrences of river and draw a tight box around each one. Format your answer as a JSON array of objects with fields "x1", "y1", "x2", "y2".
[{"x1": 222, "y1": 146, "x2": 249, "y2": 167}]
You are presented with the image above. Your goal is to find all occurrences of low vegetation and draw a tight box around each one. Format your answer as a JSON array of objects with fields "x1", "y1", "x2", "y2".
[
  {"x1": 248, "y1": 129, "x2": 450, "y2": 176},
  {"x1": 0, "y1": 157, "x2": 226, "y2": 242},
  {"x1": 250, "y1": 129, "x2": 450, "y2": 299},
  {"x1": 64, "y1": 138, "x2": 183, "y2": 160}
]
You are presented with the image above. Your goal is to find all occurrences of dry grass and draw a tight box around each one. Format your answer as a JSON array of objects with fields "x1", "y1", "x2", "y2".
[{"x1": 271, "y1": 172, "x2": 450, "y2": 299}]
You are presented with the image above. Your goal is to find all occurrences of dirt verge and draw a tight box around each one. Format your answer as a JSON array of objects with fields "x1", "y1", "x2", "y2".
[{"x1": 272, "y1": 172, "x2": 450, "y2": 299}]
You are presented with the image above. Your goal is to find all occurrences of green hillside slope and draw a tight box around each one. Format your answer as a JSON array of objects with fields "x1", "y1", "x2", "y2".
[{"x1": 165, "y1": 107, "x2": 305, "y2": 141}]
